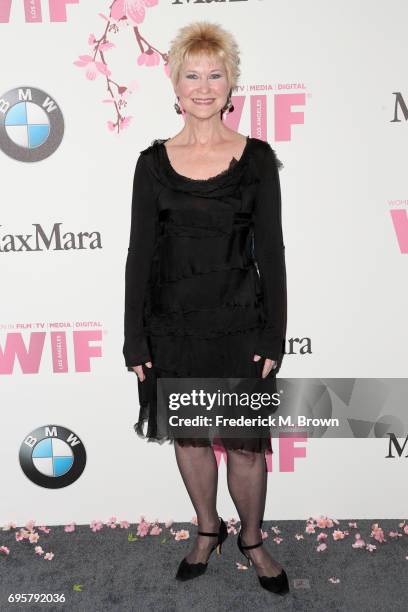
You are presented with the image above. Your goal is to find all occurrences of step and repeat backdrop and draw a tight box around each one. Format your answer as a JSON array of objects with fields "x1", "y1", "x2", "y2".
[{"x1": 1, "y1": 1, "x2": 407, "y2": 526}]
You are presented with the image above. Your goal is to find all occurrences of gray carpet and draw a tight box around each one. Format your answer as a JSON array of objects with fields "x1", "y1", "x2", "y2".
[{"x1": 0, "y1": 519, "x2": 406, "y2": 611}]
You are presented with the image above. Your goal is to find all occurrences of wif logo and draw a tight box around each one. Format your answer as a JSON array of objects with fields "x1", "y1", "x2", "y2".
[
  {"x1": 0, "y1": 0, "x2": 79, "y2": 23},
  {"x1": 0, "y1": 324, "x2": 103, "y2": 374}
]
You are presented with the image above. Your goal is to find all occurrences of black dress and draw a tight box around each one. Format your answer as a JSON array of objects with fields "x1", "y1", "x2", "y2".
[{"x1": 123, "y1": 136, "x2": 286, "y2": 453}]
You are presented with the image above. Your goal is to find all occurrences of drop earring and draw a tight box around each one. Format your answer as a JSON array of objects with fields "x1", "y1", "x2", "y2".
[
  {"x1": 221, "y1": 90, "x2": 234, "y2": 117},
  {"x1": 174, "y1": 96, "x2": 182, "y2": 115}
]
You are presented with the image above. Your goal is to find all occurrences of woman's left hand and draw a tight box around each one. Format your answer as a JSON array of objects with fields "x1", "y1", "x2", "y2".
[{"x1": 253, "y1": 354, "x2": 277, "y2": 379}]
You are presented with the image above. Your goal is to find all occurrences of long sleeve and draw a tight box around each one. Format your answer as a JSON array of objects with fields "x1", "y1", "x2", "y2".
[
  {"x1": 252, "y1": 143, "x2": 287, "y2": 362},
  {"x1": 123, "y1": 153, "x2": 158, "y2": 369}
]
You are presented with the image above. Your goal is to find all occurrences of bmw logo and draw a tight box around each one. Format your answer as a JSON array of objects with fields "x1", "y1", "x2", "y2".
[
  {"x1": 0, "y1": 86, "x2": 64, "y2": 162},
  {"x1": 19, "y1": 425, "x2": 86, "y2": 488}
]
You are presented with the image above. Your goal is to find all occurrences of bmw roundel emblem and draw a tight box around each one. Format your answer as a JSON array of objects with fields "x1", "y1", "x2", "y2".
[
  {"x1": 0, "y1": 86, "x2": 64, "y2": 162},
  {"x1": 19, "y1": 425, "x2": 86, "y2": 489}
]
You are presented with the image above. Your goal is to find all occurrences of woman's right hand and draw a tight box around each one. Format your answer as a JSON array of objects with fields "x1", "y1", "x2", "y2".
[{"x1": 131, "y1": 362, "x2": 153, "y2": 382}]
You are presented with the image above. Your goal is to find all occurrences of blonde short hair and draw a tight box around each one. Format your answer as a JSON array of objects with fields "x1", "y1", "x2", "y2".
[{"x1": 168, "y1": 21, "x2": 241, "y2": 91}]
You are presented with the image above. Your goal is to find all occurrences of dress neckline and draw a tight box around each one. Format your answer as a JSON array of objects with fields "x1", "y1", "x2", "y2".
[{"x1": 160, "y1": 135, "x2": 251, "y2": 183}]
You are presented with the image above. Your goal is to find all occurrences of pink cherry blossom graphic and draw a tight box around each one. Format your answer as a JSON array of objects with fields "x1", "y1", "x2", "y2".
[
  {"x1": 137, "y1": 49, "x2": 160, "y2": 66},
  {"x1": 111, "y1": 0, "x2": 158, "y2": 24},
  {"x1": 73, "y1": 0, "x2": 167, "y2": 133}
]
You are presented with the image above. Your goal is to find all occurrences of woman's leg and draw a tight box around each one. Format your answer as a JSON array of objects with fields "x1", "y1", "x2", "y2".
[
  {"x1": 174, "y1": 441, "x2": 220, "y2": 564},
  {"x1": 226, "y1": 448, "x2": 283, "y2": 576}
]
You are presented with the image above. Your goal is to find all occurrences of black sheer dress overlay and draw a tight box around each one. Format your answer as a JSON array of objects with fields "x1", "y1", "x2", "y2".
[{"x1": 123, "y1": 136, "x2": 287, "y2": 453}]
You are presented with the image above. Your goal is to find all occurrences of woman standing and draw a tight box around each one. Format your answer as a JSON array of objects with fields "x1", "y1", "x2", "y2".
[{"x1": 123, "y1": 21, "x2": 288, "y2": 595}]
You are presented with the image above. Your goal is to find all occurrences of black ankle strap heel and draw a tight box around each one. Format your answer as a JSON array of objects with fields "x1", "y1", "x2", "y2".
[
  {"x1": 237, "y1": 527, "x2": 290, "y2": 596},
  {"x1": 175, "y1": 517, "x2": 228, "y2": 581}
]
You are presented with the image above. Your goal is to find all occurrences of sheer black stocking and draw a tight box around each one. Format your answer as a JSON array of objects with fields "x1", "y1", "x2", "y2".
[
  {"x1": 226, "y1": 448, "x2": 282, "y2": 577},
  {"x1": 174, "y1": 441, "x2": 220, "y2": 564}
]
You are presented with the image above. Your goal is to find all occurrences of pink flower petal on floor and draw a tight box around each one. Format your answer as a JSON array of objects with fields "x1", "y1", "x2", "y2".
[
  {"x1": 371, "y1": 523, "x2": 386, "y2": 543},
  {"x1": 150, "y1": 525, "x2": 162, "y2": 536},
  {"x1": 34, "y1": 546, "x2": 44, "y2": 555},
  {"x1": 174, "y1": 530, "x2": 189, "y2": 541},
  {"x1": 44, "y1": 552, "x2": 54, "y2": 560},
  {"x1": 17, "y1": 529, "x2": 28, "y2": 540},
  {"x1": 29, "y1": 532, "x2": 40, "y2": 544},
  {"x1": 120, "y1": 521, "x2": 130, "y2": 529},
  {"x1": 136, "y1": 518, "x2": 151, "y2": 537},
  {"x1": 191, "y1": 516, "x2": 198, "y2": 525},
  {"x1": 317, "y1": 533, "x2": 328, "y2": 541},
  {"x1": 295, "y1": 534, "x2": 304, "y2": 540},
  {"x1": 236, "y1": 561, "x2": 249, "y2": 570},
  {"x1": 329, "y1": 576, "x2": 340, "y2": 583},
  {"x1": 0, "y1": 546, "x2": 10, "y2": 555},
  {"x1": 25, "y1": 520, "x2": 36, "y2": 531},
  {"x1": 316, "y1": 516, "x2": 334, "y2": 529},
  {"x1": 366, "y1": 543, "x2": 376, "y2": 552},
  {"x1": 90, "y1": 520, "x2": 103, "y2": 532},
  {"x1": 38, "y1": 526, "x2": 50, "y2": 533},
  {"x1": 333, "y1": 530, "x2": 345, "y2": 540},
  {"x1": 316, "y1": 542, "x2": 327, "y2": 552},
  {"x1": 352, "y1": 534, "x2": 366, "y2": 548},
  {"x1": 2, "y1": 522, "x2": 17, "y2": 531}
]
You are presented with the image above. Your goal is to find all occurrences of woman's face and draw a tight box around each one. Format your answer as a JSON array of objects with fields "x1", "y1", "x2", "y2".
[{"x1": 175, "y1": 54, "x2": 230, "y2": 119}]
